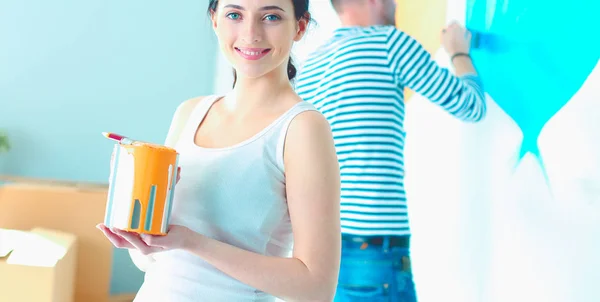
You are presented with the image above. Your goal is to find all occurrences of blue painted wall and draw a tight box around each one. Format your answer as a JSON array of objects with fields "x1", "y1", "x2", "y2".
[
  {"x1": 0, "y1": 0, "x2": 217, "y2": 294},
  {"x1": 466, "y1": 0, "x2": 600, "y2": 169}
]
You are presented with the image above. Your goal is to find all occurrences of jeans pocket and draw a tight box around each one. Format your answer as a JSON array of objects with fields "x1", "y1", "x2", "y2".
[
  {"x1": 394, "y1": 270, "x2": 418, "y2": 302},
  {"x1": 335, "y1": 284, "x2": 389, "y2": 301},
  {"x1": 336, "y1": 258, "x2": 394, "y2": 301}
]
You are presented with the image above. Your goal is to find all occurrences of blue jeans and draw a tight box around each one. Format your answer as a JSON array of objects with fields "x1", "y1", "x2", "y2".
[{"x1": 334, "y1": 237, "x2": 418, "y2": 302}]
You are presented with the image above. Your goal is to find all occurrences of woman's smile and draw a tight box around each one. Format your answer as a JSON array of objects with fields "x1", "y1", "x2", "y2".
[{"x1": 235, "y1": 47, "x2": 272, "y2": 60}]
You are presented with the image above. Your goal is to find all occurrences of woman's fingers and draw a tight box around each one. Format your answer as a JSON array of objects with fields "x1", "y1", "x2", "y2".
[
  {"x1": 97, "y1": 223, "x2": 164, "y2": 255},
  {"x1": 113, "y1": 228, "x2": 163, "y2": 255},
  {"x1": 97, "y1": 224, "x2": 134, "y2": 249}
]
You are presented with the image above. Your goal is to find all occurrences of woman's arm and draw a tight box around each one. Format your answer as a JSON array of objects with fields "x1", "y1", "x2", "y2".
[
  {"x1": 181, "y1": 110, "x2": 342, "y2": 301},
  {"x1": 127, "y1": 96, "x2": 204, "y2": 272}
]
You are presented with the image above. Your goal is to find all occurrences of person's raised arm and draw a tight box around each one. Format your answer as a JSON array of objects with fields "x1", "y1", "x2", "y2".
[{"x1": 387, "y1": 22, "x2": 486, "y2": 122}]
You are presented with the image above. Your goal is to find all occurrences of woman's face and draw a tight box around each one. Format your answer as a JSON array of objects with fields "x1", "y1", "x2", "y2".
[{"x1": 211, "y1": 0, "x2": 307, "y2": 80}]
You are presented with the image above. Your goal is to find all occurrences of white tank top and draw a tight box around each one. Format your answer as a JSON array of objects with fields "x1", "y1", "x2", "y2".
[{"x1": 134, "y1": 95, "x2": 318, "y2": 302}]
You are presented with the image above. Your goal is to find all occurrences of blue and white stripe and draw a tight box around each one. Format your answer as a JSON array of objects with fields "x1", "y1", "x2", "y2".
[{"x1": 295, "y1": 25, "x2": 486, "y2": 236}]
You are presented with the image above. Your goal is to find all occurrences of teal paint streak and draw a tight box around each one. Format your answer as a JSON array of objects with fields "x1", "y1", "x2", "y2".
[
  {"x1": 104, "y1": 146, "x2": 120, "y2": 226},
  {"x1": 166, "y1": 155, "x2": 180, "y2": 226},
  {"x1": 130, "y1": 199, "x2": 142, "y2": 230},
  {"x1": 144, "y1": 185, "x2": 157, "y2": 232}
]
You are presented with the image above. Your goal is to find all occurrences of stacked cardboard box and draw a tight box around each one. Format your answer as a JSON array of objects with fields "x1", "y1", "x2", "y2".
[
  {"x1": 0, "y1": 176, "x2": 113, "y2": 302},
  {"x1": 0, "y1": 228, "x2": 78, "y2": 302},
  {"x1": 109, "y1": 294, "x2": 137, "y2": 302}
]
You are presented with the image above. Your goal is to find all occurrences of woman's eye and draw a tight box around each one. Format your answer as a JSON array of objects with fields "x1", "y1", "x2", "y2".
[
  {"x1": 264, "y1": 14, "x2": 281, "y2": 22},
  {"x1": 226, "y1": 12, "x2": 241, "y2": 20}
]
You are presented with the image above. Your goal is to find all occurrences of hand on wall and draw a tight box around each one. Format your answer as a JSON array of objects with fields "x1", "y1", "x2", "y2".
[{"x1": 441, "y1": 21, "x2": 472, "y2": 55}]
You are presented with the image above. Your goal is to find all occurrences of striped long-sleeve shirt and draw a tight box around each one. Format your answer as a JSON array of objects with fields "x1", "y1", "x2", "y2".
[{"x1": 295, "y1": 26, "x2": 486, "y2": 236}]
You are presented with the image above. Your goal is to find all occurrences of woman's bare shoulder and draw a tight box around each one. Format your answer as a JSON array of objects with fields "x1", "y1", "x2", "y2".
[
  {"x1": 163, "y1": 96, "x2": 212, "y2": 147},
  {"x1": 176, "y1": 96, "x2": 208, "y2": 113}
]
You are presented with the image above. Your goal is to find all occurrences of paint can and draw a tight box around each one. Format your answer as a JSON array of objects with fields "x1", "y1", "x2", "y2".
[{"x1": 103, "y1": 141, "x2": 179, "y2": 235}]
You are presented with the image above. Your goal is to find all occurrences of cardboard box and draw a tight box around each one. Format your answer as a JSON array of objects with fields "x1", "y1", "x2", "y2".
[
  {"x1": 0, "y1": 176, "x2": 113, "y2": 302},
  {"x1": 109, "y1": 294, "x2": 137, "y2": 302},
  {"x1": 0, "y1": 228, "x2": 77, "y2": 302}
]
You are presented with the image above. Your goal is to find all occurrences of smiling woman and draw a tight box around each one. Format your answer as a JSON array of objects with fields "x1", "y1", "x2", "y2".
[
  {"x1": 208, "y1": 0, "x2": 311, "y2": 88},
  {"x1": 96, "y1": 0, "x2": 341, "y2": 301}
]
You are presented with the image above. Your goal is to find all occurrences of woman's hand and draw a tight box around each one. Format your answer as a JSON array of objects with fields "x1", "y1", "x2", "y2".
[
  {"x1": 98, "y1": 165, "x2": 183, "y2": 254},
  {"x1": 96, "y1": 224, "x2": 196, "y2": 255}
]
